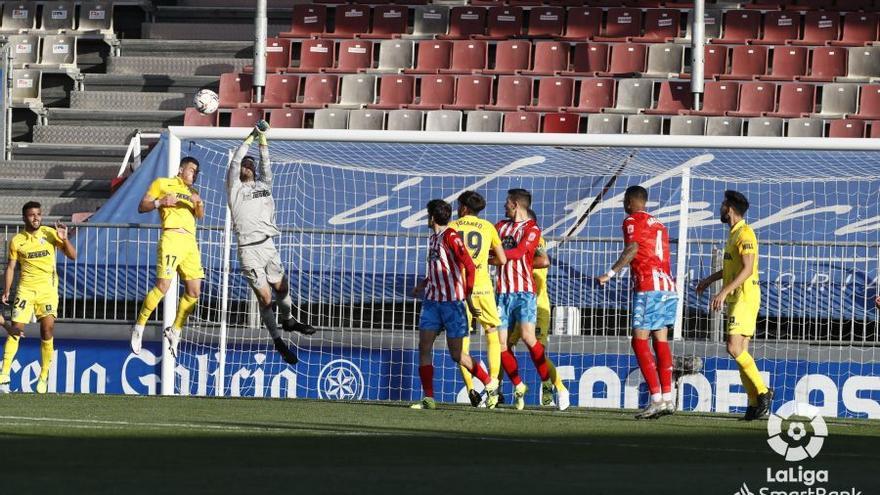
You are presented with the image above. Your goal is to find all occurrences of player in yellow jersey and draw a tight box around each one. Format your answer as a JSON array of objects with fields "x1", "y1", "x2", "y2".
[
  {"x1": 129, "y1": 156, "x2": 206, "y2": 359},
  {"x1": 450, "y1": 191, "x2": 504, "y2": 408},
  {"x1": 505, "y1": 209, "x2": 569, "y2": 410},
  {"x1": 696, "y1": 190, "x2": 773, "y2": 420},
  {"x1": 0, "y1": 201, "x2": 77, "y2": 394}
]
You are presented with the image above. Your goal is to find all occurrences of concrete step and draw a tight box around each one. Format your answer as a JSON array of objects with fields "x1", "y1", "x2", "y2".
[
  {"x1": 33, "y1": 125, "x2": 163, "y2": 146},
  {"x1": 0, "y1": 178, "x2": 111, "y2": 196},
  {"x1": 155, "y1": 6, "x2": 294, "y2": 23},
  {"x1": 11, "y1": 142, "x2": 132, "y2": 162},
  {"x1": 47, "y1": 108, "x2": 184, "y2": 128},
  {"x1": 83, "y1": 73, "x2": 219, "y2": 93},
  {"x1": 0, "y1": 160, "x2": 118, "y2": 180},
  {"x1": 0, "y1": 195, "x2": 107, "y2": 218},
  {"x1": 142, "y1": 22, "x2": 287, "y2": 41},
  {"x1": 71, "y1": 90, "x2": 191, "y2": 111},
  {"x1": 108, "y1": 55, "x2": 249, "y2": 76},
  {"x1": 119, "y1": 39, "x2": 254, "y2": 59}
]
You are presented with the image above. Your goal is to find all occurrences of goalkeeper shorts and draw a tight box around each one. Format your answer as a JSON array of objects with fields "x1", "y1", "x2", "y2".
[{"x1": 239, "y1": 238, "x2": 284, "y2": 291}]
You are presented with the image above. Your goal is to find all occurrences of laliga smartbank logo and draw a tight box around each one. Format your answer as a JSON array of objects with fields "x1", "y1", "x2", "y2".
[{"x1": 732, "y1": 401, "x2": 862, "y2": 495}]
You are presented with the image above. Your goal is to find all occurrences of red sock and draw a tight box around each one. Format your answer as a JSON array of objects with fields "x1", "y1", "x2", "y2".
[
  {"x1": 631, "y1": 337, "x2": 661, "y2": 395},
  {"x1": 500, "y1": 349, "x2": 522, "y2": 386},
  {"x1": 419, "y1": 365, "x2": 434, "y2": 398},
  {"x1": 528, "y1": 341, "x2": 550, "y2": 381},
  {"x1": 653, "y1": 340, "x2": 673, "y2": 394},
  {"x1": 469, "y1": 360, "x2": 491, "y2": 385}
]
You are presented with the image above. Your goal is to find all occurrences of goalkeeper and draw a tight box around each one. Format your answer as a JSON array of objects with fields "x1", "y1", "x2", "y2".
[{"x1": 227, "y1": 121, "x2": 315, "y2": 365}]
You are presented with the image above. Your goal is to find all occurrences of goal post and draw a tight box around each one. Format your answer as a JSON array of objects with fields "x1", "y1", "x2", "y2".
[{"x1": 161, "y1": 127, "x2": 880, "y2": 418}]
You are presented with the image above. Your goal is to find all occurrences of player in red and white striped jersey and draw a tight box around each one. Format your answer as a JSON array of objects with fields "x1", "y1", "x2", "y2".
[
  {"x1": 597, "y1": 186, "x2": 677, "y2": 419},
  {"x1": 411, "y1": 199, "x2": 499, "y2": 410},
  {"x1": 492, "y1": 189, "x2": 554, "y2": 411}
]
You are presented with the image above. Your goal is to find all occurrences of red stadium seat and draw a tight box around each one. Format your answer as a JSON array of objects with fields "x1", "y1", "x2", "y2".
[
  {"x1": 409, "y1": 75, "x2": 455, "y2": 109},
  {"x1": 687, "y1": 81, "x2": 739, "y2": 116},
  {"x1": 521, "y1": 41, "x2": 569, "y2": 75},
  {"x1": 446, "y1": 75, "x2": 493, "y2": 110},
  {"x1": 562, "y1": 42, "x2": 608, "y2": 76},
  {"x1": 405, "y1": 40, "x2": 452, "y2": 74},
  {"x1": 484, "y1": 75, "x2": 533, "y2": 111},
  {"x1": 219, "y1": 72, "x2": 252, "y2": 109},
  {"x1": 765, "y1": 83, "x2": 816, "y2": 117},
  {"x1": 326, "y1": 40, "x2": 373, "y2": 73},
  {"x1": 565, "y1": 78, "x2": 614, "y2": 113},
  {"x1": 360, "y1": 6, "x2": 408, "y2": 39},
  {"x1": 483, "y1": 40, "x2": 531, "y2": 74},
  {"x1": 759, "y1": 47, "x2": 808, "y2": 81},
  {"x1": 184, "y1": 107, "x2": 218, "y2": 127},
  {"x1": 503, "y1": 111, "x2": 540, "y2": 132},
  {"x1": 830, "y1": 12, "x2": 878, "y2": 46},
  {"x1": 751, "y1": 11, "x2": 800, "y2": 45},
  {"x1": 828, "y1": 119, "x2": 865, "y2": 137},
  {"x1": 280, "y1": 5, "x2": 327, "y2": 38},
  {"x1": 632, "y1": 9, "x2": 680, "y2": 43},
  {"x1": 871, "y1": 121, "x2": 880, "y2": 138},
  {"x1": 324, "y1": 5, "x2": 370, "y2": 38},
  {"x1": 442, "y1": 40, "x2": 488, "y2": 74},
  {"x1": 288, "y1": 39, "x2": 334, "y2": 73},
  {"x1": 247, "y1": 74, "x2": 300, "y2": 109},
  {"x1": 439, "y1": 7, "x2": 487, "y2": 40},
  {"x1": 527, "y1": 7, "x2": 565, "y2": 38},
  {"x1": 835, "y1": 0, "x2": 873, "y2": 11},
  {"x1": 595, "y1": 8, "x2": 642, "y2": 42},
  {"x1": 289, "y1": 74, "x2": 339, "y2": 108},
  {"x1": 229, "y1": 108, "x2": 264, "y2": 128},
  {"x1": 262, "y1": 38, "x2": 291, "y2": 73},
  {"x1": 719, "y1": 45, "x2": 768, "y2": 81},
  {"x1": 267, "y1": 108, "x2": 304, "y2": 128},
  {"x1": 557, "y1": 7, "x2": 601, "y2": 41},
  {"x1": 475, "y1": 6, "x2": 524, "y2": 40},
  {"x1": 598, "y1": 43, "x2": 646, "y2": 77},
  {"x1": 710, "y1": 10, "x2": 760, "y2": 45},
  {"x1": 790, "y1": 12, "x2": 840, "y2": 46},
  {"x1": 524, "y1": 76, "x2": 574, "y2": 111},
  {"x1": 799, "y1": 47, "x2": 847, "y2": 82},
  {"x1": 850, "y1": 84, "x2": 880, "y2": 119},
  {"x1": 728, "y1": 82, "x2": 777, "y2": 117},
  {"x1": 368, "y1": 74, "x2": 415, "y2": 109},
  {"x1": 542, "y1": 112, "x2": 579, "y2": 133},
  {"x1": 644, "y1": 81, "x2": 693, "y2": 115}
]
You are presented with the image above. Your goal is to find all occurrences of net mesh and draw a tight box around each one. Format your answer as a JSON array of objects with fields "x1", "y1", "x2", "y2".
[{"x1": 169, "y1": 135, "x2": 880, "y2": 418}]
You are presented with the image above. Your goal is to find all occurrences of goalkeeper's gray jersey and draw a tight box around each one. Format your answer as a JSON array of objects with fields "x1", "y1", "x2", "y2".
[{"x1": 226, "y1": 141, "x2": 280, "y2": 245}]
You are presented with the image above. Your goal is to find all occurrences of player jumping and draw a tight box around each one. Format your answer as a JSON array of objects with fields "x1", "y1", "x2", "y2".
[
  {"x1": 412, "y1": 199, "x2": 498, "y2": 410},
  {"x1": 597, "y1": 186, "x2": 675, "y2": 419},
  {"x1": 1, "y1": 201, "x2": 77, "y2": 394},
  {"x1": 696, "y1": 190, "x2": 773, "y2": 420},
  {"x1": 226, "y1": 121, "x2": 314, "y2": 365},
  {"x1": 450, "y1": 191, "x2": 505, "y2": 408}
]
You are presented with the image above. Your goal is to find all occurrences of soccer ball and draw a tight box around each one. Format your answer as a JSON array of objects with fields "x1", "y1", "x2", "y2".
[{"x1": 193, "y1": 89, "x2": 219, "y2": 115}]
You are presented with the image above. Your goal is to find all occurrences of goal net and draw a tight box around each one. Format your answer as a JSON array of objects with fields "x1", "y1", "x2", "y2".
[{"x1": 164, "y1": 129, "x2": 880, "y2": 418}]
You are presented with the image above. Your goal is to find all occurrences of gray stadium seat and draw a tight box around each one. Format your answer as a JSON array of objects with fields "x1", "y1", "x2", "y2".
[
  {"x1": 373, "y1": 40, "x2": 414, "y2": 73},
  {"x1": 465, "y1": 110, "x2": 502, "y2": 132},
  {"x1": 333, "y1": 74, "x2": 376, "y2": 108},
  {"x1": 605, "y1": 79, "x2": 653, "y2": 114},
  {"x1": 405, "y1": 6, "x2": 449, "y2": 39},
  {"x1": 677, "y1": 9, "x2": 722, "y2": 42},
  {"x1": 643, "y1": 44, "x2": 684, "y2": 78},
  {"x1": 78, "y1": 2, "x2": 114, "y2": 36},
  {"x1": 625, "y1": 115, "x2": 663, "y2": 134},
  {"x1": 669, "y1": 115, "x2": 706, "y2": 135},
  {"x1": 7, "y1": 34, "x2": 39, "y2": 68},
  {"x1": 786, "y1": 118, "x2": 824, "y2": 137},
  {"x1": 10, "y1": 69, "x2": 41, "y2": 108},
  {"x1": 746, "y1": 117, "x2": 784, "y2": 137},
  {"x1": 387, "y1": 109, "x2": 423, "y2": 130},
  {"x1": 425, "y1": 110, "x2": 462, "y2": 131},
  {"x1": 586, "y1": 113, "x2": 623, "y2": 134},
  {"x1": 836, "y1": 47, "x2": 880, "y2": 83},
  {"x1": 40, "y1": 2, "x2": 75, "y2": 32},
  {"x1": 32, "y1": 35, "x2": 77, "y2": 71},
  {"x1": 348, "y1": 109, "x2": 385, "y2": 130},
  {"x1": 0, "y1": 2, "x2": 37, "y2": 33},
  {"x1": 313, "y1": 109, "x2": 350, "y2": 129},
  {"x1": 814, "y1": 84, "x2": 858, "y2": 118},
  {"x1": 706, "y1": 116, "x2": 743, "y2": 136}
]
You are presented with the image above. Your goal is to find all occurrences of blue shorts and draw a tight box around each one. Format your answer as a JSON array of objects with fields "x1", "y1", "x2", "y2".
[
  {"x1": 632, "y1": 291, "x2": 678, "y2": 331},
  {"x1": 497, "y1": 292, "x2": 537, "y2": 331},
  {"x1": 419, "y1": 300, "x2": 469, "y2": 338}
]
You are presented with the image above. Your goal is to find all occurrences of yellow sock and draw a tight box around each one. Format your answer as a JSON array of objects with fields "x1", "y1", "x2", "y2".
[
  {"x1": 39, "y1": 338, "x2": 53, "y2": 381},
  {"x1": 459, "y1": 336, "x2": 474, "y2": 392},
  {"x1": 547, "y1": 357, "x2": 567, "y2": 391},
  {"x1": 486, "y1": 331, "x2": 501, "y2": 380},
  {"x1": 172, "y1": 293, "x2": 199, "y2": 331},
  {"x1": 2, "y1": 335, "x2": 20, "y2": 377},
  {"x1": 740, "y1": 368, "x2": 758, "y2": 406},
  {"x1": 137, "y1": 287, "x2": 165, "y2": 326},
  {"x1": 735, "y1": 350, "x2": 768, "y2": 395}
]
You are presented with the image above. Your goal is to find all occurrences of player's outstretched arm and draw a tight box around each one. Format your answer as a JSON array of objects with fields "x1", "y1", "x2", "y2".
[
  {"x1": 256, "y1": 120, "x2": 272, "y2": 185},
  {"x1": 55, "y1": 222, "x2": 76, "y2": 260},
  {"x1": 597, "y1": 242, "x2": 638, "y2": 285}
]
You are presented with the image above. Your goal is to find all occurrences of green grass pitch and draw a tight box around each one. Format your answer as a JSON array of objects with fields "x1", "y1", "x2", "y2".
[{"x1": 0, "y1": 394, "x2": 877, "y2": 494}]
